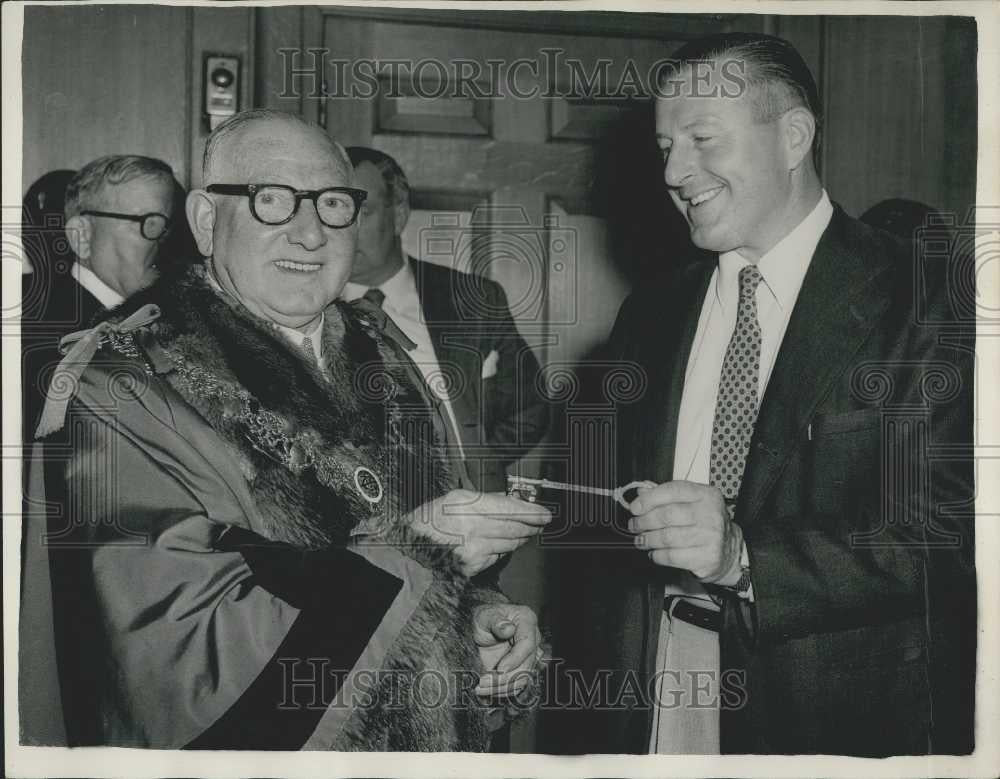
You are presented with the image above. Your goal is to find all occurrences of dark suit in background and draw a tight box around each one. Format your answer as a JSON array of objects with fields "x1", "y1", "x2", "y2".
[
  {"x1": 411, "y1": 256, "x2": 548, "y2": 492},
  {"x1": 345, "y1": 146, "x2": 549, "y2": 495}
]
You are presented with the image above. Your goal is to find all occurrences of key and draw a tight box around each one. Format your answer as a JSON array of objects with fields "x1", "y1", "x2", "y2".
[{"x1": 506, "y1": 475, "x2": 655, "y2": 510}]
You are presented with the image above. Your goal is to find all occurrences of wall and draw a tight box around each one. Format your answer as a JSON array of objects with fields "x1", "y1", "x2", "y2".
[
  {"x1": 22, "y1": 7, "x2": 978, "y2": 218},
  {"x1": 773, "y1": 14, "x2": 978, "y2": 220},
  {"x1": 22, "y1": 4, "x2": 254, "y2": 190}
]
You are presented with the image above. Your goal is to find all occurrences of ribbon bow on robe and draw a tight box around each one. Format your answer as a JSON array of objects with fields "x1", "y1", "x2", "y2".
[{"x1": 34, "y1": 303, "x2": 162, "y2": 439}]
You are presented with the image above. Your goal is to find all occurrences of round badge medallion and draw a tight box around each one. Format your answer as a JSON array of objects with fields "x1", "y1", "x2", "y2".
[{"x1": 353, "y1": 466, "x2": 384, "y2": 505}]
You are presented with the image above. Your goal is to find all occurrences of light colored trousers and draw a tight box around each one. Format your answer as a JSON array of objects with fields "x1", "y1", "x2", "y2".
[{"x1": 648, "y1": 598, "x2": 721, "y2": 754}]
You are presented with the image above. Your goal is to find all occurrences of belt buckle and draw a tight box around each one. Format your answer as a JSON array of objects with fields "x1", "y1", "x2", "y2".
[{"x1": 663, "y1": 595, "x2": 721, "y2": 632}]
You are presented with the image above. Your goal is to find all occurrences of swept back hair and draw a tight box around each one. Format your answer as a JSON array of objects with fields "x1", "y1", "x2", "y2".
[
  {"x1": 64, "y1": 155, "x2": 173, "y2": 220},
  {"x1": 665, "y1": 32, "x2": 822, "y2": 165}
]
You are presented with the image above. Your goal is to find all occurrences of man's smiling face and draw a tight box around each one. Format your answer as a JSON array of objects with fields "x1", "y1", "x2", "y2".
[
  {"x1": 206, "y1": 118, "x2": 356, "y2": 330},
  {"x1": 655, "y1": 72, "x2": 794, "y2": 261}
]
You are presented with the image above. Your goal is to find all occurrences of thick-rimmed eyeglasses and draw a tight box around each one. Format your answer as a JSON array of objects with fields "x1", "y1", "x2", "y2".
[
  {"x1": 80, "y1": 210, "x2": 172, "y2": 241},
  {"x1": 206, "y1": 184, "x2": 367, "y2": 229}
]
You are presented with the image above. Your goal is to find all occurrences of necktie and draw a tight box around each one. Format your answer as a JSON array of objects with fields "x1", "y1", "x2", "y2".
[
  {"x1": 709, "y1": 264, "x2": 763, "y2": 501},
  {"x1": 301, "y1": 334, "x2": 317, "y2": 365},
  {"x1": 363, "y1": 287, "x2": 386, "y2": 308},
  {"x1": 351, "y1": 288, "x2": 471, "y2": 489},
  {"x1": 355, "y1": 288, "x2": 417, "y2": 350}
]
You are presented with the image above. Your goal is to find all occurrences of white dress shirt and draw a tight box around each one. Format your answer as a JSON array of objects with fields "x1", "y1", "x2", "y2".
[
  {"x1": 342, "y1": 262, "x2": 466, "y2": 458},
  {"x1": 674, "y1": 191, "x2": 834, "y2": 485},
  {"x1": 650, "y1": 190, "x2": 834, "y2": 753},
  {"x1": 71, "y1": 261, "x2": 124, "y2": 309}
]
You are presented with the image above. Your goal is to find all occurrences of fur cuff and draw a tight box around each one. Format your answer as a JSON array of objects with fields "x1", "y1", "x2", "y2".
[{"x1": 374, "y1": 517, "x2": 468, "y2": 580}]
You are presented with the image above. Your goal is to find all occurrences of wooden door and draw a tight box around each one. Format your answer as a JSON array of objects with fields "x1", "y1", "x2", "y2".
[{"x1": 256, "y1": 8, "x2": 758, "y2": 750}]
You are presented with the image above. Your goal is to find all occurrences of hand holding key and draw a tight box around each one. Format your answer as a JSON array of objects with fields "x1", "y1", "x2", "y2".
[
  {"x1": 406, "y1": 489, "x2": 552, "y2": 577},
  {"x1": 627, "y1": 480, "x2": 743, "y2": 585}
]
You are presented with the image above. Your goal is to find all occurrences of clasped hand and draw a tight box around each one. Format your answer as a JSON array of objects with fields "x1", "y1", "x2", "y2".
[
  {"x1": 473, "y1": 603, "x2": 543, "y2": 699},
  {"x1": 627, "y1": 480, "x2": 743, "y2": 586}
]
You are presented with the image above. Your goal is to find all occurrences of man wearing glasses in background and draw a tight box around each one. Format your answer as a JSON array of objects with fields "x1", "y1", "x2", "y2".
[
  {"x1": 21, "y1": 109, "x2": 546, "y2": 749},
  {"x1": 64, "y1": 155, "x2": 175, "y2": 302},
  {"x1": 21, "y1": 154, "x2": 175, "y2": 438}
]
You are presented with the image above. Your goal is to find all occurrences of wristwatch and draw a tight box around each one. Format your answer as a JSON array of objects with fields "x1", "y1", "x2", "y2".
[
  {"x1": 735, "y1": 565, "x2": 752, "y2": 597},
  {"x1": 733, "y1": 540, "x2": 752, "y2": 599}
]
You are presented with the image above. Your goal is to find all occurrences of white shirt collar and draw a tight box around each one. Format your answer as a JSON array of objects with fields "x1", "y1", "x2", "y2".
[
  {"x1": 378, "y1": 259, "x2": 416, "y2": 302},
  {"x1": 273, "y1": 315, "x2": 324, "y2": 362},
  {"x1": 716, "y1": 190, "x2": 833, "y2": 314},
  {"x1": 71, "y1": 261, "x2": 124, "y2": 309}
]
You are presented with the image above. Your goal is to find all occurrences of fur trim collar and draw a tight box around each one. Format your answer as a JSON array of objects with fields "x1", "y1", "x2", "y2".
[
  {"x1": 96, "y1": 265, "x2": 536, "y2": 750},
  {"x1": 108, "y1": 265, "x2": 453, "y2": 561}
]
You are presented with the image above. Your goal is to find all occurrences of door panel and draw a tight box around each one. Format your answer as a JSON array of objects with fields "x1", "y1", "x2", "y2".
[
  {"x1": 319, "y1": 14, "x2": 702, "y2": 365},
  {"x1": 312, "y1": 11, "x2": 735, "y2": 751},
  {"x1": 311, "y1": 31, "x2": 714, "y2": 644}
]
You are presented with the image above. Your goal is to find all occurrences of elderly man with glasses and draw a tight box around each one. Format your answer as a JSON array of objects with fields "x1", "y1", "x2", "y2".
[
  {"x1": 21, "y1": 109, "x2": 548, "y2": 750},
  {"x1": 21, "y1": 155, "x2": 176, "y2": 437},
  {"x1": 64, "y1": 155, "x2": 175, "y2": 302}
]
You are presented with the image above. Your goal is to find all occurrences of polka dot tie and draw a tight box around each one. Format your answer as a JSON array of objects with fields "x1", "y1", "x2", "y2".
[
  {"x1": 301, "y1": 335, "x2": 315, "y2": 362},
  {"x1": 709, "y1": 264, "x2": 763, "y2": 502}
]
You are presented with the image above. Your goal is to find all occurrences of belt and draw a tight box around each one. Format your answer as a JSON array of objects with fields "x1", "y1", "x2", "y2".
[{"x1": 663, "y1": 596, "x2": 721, "y2": 632}]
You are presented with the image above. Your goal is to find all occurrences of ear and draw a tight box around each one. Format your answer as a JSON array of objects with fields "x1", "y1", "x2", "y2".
[
  {"x1": 392, "y1": 195, "x2": 410, "y2": 237},
  {"x1": 782, "y1": 106, "x2": 816, "y2": 171},
  {"x1": 64, "y1": 214, "x2": 91, "y2": 260},
  {"x1": 186, "y1": 189, "x2": 216, "y2": 258}
]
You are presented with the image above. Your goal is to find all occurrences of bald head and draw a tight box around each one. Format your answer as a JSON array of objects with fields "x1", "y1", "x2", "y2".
[{"x1": 202, "y1": 109, "x2": 352, "y2": 185}]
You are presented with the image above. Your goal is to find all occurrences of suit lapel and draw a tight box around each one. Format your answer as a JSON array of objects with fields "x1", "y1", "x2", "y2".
[
  {"x1": 737, "y1": 207, "x2": 894, "y2": 525},
  {"x1": 635, "y1": 260, "x2": 714, "y2": 483},
  {"x1": 626, "y1": 259, "x2": 713, "y2": 700},
  {"x1": 409, "y1": 258, "x2": 479, "y2": 427},
  {"x1": 76, "y1": 281, "x2": 106, "y2": 327},
  {"x1": 50, "y1": 276, "x2": 105, "y2": 331}
]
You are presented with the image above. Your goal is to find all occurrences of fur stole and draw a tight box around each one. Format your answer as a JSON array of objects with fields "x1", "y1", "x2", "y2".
[{"x1": 99, "y1": 265, "x2": 512, "y2": 750}]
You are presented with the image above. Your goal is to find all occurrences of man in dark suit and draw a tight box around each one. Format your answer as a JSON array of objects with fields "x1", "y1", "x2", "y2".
[
  {"x1": 21, "y1": 155, "x2": 176, "y2": 439},
  {"x1": 548, "y1": 32, "x2": 975, "y2": 756},
  {"x1": 342, "y1": 147, "x2": 549, "y2": 493}
]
